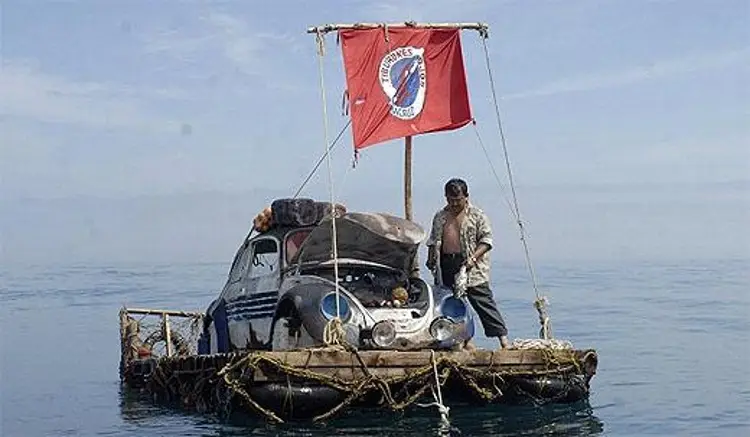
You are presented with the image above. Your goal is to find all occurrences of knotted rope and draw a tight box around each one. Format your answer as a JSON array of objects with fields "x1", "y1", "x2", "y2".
[
  {"x1": 323, "y1": 317, "x2": 347, "y2": 347},
  {"x1": 416, "y1": 350, "x2": 450, "y2": 427}
]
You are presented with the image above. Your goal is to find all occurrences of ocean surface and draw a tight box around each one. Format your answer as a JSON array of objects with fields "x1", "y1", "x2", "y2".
[{"x1": 1, "y1": 259, "x2": 748, "y2": 436}]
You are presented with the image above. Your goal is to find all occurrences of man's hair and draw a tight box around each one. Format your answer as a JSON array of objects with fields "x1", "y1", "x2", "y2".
[{"x1": 444, "y1": 178, "x2": 469, "y2": 197}]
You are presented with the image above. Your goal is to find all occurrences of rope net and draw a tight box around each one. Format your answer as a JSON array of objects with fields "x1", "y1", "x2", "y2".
[
  {"x1": 119, "y1": 308, "x2": 203, "y2": 376},
  {"x1": 137, "y1": 344, "x2": 596, "y2": 424}
]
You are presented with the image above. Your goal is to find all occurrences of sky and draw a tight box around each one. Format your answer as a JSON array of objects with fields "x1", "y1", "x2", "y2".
[{"x1": 1, "y1": 0, "x2": 748, "y2": 265}]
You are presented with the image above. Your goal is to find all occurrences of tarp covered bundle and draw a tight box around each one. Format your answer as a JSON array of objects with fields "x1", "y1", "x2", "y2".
[{"x1": 254, "y1": 198, "x2": 347, "y2": 231}]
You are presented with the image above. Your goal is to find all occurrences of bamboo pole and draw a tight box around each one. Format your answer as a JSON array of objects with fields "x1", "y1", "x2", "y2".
[
  {"x1": 163, "y1": 314, "x2": 173, "y2": 357},
  {"x1": 307, "y1": 22, "x2": 489, "y2": 35},
  {"x1": 123, "y1": 307, "x2": 204, "y2": 318},
  {"x1": 404, "y1": 136, "x2": 413, "y2": 221},
  {"x1": 405, "y1": 136, "x2": 420, "y2": 276}
]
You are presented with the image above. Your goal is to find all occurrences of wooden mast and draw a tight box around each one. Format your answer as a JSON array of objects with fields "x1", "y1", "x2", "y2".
[
  {"x1": 404, "y1": 136, "x2": 413, "y2": 220},
  {"x1": 405, "y1": 135, "x2": 418, "y2": 276},
  {"x1": 307, "y1": 22, "x2": 488, "y2": 222}
]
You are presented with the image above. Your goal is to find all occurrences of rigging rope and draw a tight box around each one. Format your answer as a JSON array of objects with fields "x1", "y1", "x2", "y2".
[
  {"x1": 315, "y1": 30, "x2": 343, "y2": 330},
  {"x1": 477, "y1": 32, "x2": 552, "y2": 339},
  {"x1": 471, "y1": 122, "x2": 520, "y2": 223},
  {"x1": 292, "y1": 119, "x2": 351, "y2": 199},
  {"x1": 416, "y1": 350, "x2": 450, "y2": 427}
]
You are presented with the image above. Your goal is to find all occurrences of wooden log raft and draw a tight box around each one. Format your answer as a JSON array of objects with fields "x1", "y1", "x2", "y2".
[
  {"x1": 124, "y1": 347, "x2": 598, "y2": 423},
  {"x1": 244, "y1": 348, "x2": 595, "y2": 381}
]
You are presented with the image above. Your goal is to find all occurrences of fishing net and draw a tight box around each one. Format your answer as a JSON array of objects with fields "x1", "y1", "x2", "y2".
[
  {"x1": 119, "y1": 308, "x2": 203, "y2": 378},
  {"x1": 138, "y1": 344, "x2": 597, "y2": 424}
]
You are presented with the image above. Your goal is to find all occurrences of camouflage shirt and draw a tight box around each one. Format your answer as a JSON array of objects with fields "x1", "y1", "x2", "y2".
[{"x1": 426, "y1": 203, "x2": 494, "y2": 287}]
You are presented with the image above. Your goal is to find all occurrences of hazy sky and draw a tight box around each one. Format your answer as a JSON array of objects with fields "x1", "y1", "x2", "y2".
[{"x1": 1, "y1": 0, "x2": 748, "y2": 264}]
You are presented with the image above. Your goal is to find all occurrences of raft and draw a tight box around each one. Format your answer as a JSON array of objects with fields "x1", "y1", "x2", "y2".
[{"x1": 119, "y1": 307, "x2": 598, "y2": 423}]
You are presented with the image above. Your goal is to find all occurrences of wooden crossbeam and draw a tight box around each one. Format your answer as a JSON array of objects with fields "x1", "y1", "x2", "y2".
[{"x1": 307, "y1": 22, "x2": 489, "y2": 35}]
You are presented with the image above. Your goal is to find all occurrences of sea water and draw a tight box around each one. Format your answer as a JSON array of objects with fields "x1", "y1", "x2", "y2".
[{"x1": 1, "y1": 259, "x2": 748, "y2": 436}]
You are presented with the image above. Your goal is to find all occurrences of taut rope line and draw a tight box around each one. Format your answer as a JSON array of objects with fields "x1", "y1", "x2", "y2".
[
  {"x1": 315, "y1": 30, "x2": 343, "y2": 330},
  {"x1": 470, "y1": 122, "x2": 519, "y2": 223},
  {"x1": 293, "y1": 119, "x2": 351, "y2": 199},
  {"x1": 477, "y1": 32, "x2": 552, "y2": 339}
]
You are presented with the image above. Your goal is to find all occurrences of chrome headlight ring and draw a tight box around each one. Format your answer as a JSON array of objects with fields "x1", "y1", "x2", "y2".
[
  {"x1": 371, "y1": 320, "x2": 397, "y2": 347},
  {"x1": 429, "y1": 317, "x2": 457, "y2": 342}
]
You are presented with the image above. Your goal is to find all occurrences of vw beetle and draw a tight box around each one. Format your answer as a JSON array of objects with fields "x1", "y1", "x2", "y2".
[{"x1": 197, "y1": 199, "x2": 475, "y2": 354}]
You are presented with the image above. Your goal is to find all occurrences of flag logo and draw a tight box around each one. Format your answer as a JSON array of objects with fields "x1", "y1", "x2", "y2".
[
  {"x1": 378, "y1": 46, "x2": 426, "y2": 120},
  {"x1": 339, "y1": 28, "x2": 472, "y2": 149}
]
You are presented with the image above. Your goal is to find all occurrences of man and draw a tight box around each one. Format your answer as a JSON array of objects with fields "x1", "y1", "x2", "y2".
[{"x1": 426, "y1": 178, "x2": 510, "y2": 349}]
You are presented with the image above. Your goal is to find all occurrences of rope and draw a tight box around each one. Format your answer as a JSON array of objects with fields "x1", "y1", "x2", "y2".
[
  {"x1": 510, "y1": 338, "x2": 573, "y2": 350},
  {"x1": 322, "y1": 317, "x2": 347, "y2": 346},
  {"x1": 141, "y1": 347, "x2": 592, "y2": 424},
  {"x1": 292, "y1": 119, "x2": 351, "y2": 199},
  {"x1": 333, "y1": 141, "x2": 365, "y2": 201},
  {"x1": 471, "y1": 122, "x2": 520, "y2": 223},
  {"x1": 477, "y1": 32, "x2": 552, "y2": 340},
  {"x1": 416, "y1": 350, "x2": 450, "y2": 426},
  {"x1": 315, "y1": 30, "x2": 343, "y2": 331}
]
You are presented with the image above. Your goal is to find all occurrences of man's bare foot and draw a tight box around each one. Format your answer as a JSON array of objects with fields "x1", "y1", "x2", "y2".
[
  {"x1": 463, "y1": 340, "x2": 477, "y2": 351},
  {"x1": 499, "y1": 335, "x2": 510, "y2": 349}
]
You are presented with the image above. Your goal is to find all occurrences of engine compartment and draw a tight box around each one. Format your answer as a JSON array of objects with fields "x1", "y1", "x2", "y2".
[{"x1": 303, "y1": 265, "x2": 429, "y2": 310}]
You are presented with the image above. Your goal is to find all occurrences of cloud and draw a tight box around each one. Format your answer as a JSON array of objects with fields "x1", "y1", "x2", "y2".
[
  {"x1": 504, "y1": 47, "x2": 750, "y2": 99},
  {"x1": 0, "y1": 61, "x2": 181, "y2": 131},
  {"x1": 141, "y1": 12, "x2": 305, "y2": 79},
  {"x1": 359, "y1": 0, "x2": 489, "y2": 23}
]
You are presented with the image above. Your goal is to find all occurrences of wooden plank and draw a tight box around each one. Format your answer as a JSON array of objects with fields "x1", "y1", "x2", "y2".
[
  {"x1": 307, "y1": 22, "x2": 489, "y2": 34},
  {"x1": 245, "y1": 348, "x2": 591, "y2": 382},
  {"x1": 124, "y1": 307, "x2": 204, "y2": 318},
  {"x1": 251, "y1": 362, "x2": 553, "y2": 382},
  {"x1": 257, "y1": 348, "x2": 581, "y2": 368}
]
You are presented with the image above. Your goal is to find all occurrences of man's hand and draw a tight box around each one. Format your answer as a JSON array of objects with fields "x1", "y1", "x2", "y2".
[{"x1": 463, "y1": 255, "x2": 477, "y2": 271}]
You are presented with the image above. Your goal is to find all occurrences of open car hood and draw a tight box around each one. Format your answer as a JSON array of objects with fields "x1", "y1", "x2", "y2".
[{"x1": 291, "y1": 212, "x2": 426, "y2": 272}]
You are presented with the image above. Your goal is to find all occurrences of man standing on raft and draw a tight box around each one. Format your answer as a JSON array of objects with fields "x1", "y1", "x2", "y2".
[{"x1": 426, "y1": 178, "x2": 510, "y2": 349}]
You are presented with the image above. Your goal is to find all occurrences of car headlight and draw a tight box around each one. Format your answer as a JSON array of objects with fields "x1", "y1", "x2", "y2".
[
  {"x1": 430, "y1": 317, "x2": 456, "y2": 341},
  {"x1": 371, "y1": 321, "x2": 396, "y2": 347},
  {"x1": 320, "y1": 292, "x2": 351, "y2": 321}
]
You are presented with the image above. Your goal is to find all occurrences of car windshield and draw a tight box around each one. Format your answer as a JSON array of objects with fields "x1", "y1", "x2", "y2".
[{"x1": 285, "y1": 229, "x2": 312, "y2": 264}]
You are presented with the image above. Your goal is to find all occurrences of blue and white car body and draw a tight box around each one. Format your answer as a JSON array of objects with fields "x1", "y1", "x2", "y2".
[{"x1": 198, "y1": 211, "x2": 475, "y2": 354}]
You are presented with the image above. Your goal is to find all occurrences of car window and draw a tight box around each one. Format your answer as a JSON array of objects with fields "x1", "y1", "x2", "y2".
[
  {"x1": 248, "y1": 238, "x2": 279, "y2": 278},
  {"x1": 285, "y1": 229, "x2": 311, "y2": 264},
  {"x1": 229, "y1": 242, "x2": 251, "y2": 283}
]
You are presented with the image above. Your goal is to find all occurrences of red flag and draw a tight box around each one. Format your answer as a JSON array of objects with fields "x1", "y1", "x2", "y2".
[{"x1": 339, "y1": 27, "x2": 472, "y2": 150}]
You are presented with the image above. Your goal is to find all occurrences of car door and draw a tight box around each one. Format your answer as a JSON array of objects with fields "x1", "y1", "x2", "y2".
[{"x1": 226, "y1": 236, "x2": 281, "y2": 349}]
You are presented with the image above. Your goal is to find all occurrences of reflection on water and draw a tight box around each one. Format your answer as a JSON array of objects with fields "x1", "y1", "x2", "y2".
[{"x1": 119, "y1": 386, "x2": 604, "y2": 436}]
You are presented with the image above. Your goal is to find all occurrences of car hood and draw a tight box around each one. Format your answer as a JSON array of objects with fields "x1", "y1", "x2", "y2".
[{"x1": 290, "y1": 212, "x2": 426, "y2": 272}]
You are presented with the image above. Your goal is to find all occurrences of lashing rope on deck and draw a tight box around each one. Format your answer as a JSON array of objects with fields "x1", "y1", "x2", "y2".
[
  {"x1": 416, "y1": 350, "x2": 450, "y2": 426},
  {"x1": 194, "y1": 346, "x2": 588, "y2": 424},
  {"x1": 134, "y1": 347, "x2": 590, "y2": 425},
  {"x1": 322, "y1": 317, "x2": 347, "y2": 347},
  {"x1": 511, "y1": 338, "x2": 573, "y2": 350}
]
